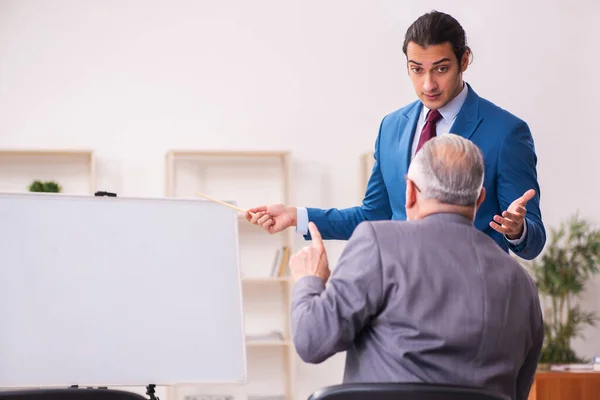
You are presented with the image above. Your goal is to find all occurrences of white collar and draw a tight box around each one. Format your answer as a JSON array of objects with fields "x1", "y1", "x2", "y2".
[{"x1": 422, "y1": 82, "x2": 468, "y2": 122}]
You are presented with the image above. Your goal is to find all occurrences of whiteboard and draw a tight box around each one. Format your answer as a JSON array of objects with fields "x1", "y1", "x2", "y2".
[{"x1": 0, "y1": 192, "x2": 246, "y2": 388}]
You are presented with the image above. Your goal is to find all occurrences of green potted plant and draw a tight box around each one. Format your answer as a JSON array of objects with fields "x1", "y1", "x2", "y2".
[
  {"x1": 28, "y1": 180, "x2": 62, "y2": 193},
  {"x1": 523, "y1": 213, "x2": 600, "y2": 367}
]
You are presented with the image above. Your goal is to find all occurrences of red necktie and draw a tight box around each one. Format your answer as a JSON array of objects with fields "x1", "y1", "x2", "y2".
[{"x1": 416, "y1": 109, "x2": 442, "y2": 153}]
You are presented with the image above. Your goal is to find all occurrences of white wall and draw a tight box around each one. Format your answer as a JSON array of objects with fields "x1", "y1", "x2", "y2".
[{"x1": 1, "y1": 0, "x2": 599, "y2": 399}]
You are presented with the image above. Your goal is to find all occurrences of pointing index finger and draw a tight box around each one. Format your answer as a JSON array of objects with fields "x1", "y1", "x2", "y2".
[{"x1": 308, "y1": 222, "x2": 324, "y2": 250}]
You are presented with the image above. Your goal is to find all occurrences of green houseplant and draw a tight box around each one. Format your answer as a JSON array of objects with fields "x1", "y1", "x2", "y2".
[
  {"x1": 524, "y1": 213, "x2": 600, "y2": 365},
  {"x1": 28, "y1": 180, "x2": 62, "y2": 193}
]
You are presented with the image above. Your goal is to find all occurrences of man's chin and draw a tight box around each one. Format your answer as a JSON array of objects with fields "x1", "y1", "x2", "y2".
[{"x1": 421, "y1": 95, "x2": 444, "y2": 109}]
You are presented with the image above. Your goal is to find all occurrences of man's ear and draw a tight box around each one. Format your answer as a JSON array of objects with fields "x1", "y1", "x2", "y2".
[
  {"x1": 475, "y1": 187, "x2": 486, "y2": 209},
  {"x1": 405, "y1": 179, "x2": 417, "y2": 209},
  {"x1": 461, "y1": 49, "x2": 470, "y2": 73}
]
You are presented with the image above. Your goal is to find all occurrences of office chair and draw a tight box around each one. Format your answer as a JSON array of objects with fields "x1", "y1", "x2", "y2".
[
  {"x1": 0, "y1": 388, "x2": 149, "y2": 400},
  {"x1": 307, "y1": 382, "x2": 510, "y2": 400}
]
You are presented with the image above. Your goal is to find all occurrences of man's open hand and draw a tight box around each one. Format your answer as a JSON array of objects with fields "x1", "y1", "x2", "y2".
[
  {"x1": 290, "y1": 222, "x2": 330, "y2": 283},
  {"x1": 490, "y1": 189, "x2": 535, "y2": 240}
]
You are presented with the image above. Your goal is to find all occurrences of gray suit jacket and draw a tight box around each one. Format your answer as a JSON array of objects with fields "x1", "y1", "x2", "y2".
[{"x1": 291, "y1": 213, "x2": 544, "y2": 400}]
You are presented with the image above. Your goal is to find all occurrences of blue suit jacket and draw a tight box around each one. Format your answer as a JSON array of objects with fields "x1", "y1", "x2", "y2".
[{"x1": 306, "y1": 84, "x2": 546, "y2": 260}]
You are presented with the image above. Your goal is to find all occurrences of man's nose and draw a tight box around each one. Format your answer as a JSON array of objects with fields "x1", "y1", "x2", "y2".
[{"x1": 423, "y1": 74, "x2": 438, "y2": 92}]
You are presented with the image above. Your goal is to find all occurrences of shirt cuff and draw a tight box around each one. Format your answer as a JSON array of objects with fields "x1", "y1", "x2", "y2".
[
  {"x1": 506, "y1": 218, "x2": 528, "y2": 245},
  {"x1": 296, "y1": 206, "x2": 309, "y2": 235}
]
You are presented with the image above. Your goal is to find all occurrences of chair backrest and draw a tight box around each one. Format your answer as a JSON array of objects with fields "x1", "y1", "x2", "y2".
[
  {"x1": 307, "y1": 383, "x2": 510, "y2": 400},
  {"x1": 0, "y1": 389, "x2": 148, "y2": 400}
]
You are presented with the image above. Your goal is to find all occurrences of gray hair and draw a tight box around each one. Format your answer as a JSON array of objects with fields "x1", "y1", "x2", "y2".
[{"x1": 407, "y1": 134, "x2": 484, "y2": 206}]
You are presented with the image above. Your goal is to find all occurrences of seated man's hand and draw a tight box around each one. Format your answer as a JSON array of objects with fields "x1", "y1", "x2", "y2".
[{"x1": 290, "y1": 222, "x2": 330, "y2": 283}]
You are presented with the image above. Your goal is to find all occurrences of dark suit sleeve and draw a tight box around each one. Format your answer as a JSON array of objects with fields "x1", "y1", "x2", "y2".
[
  {"x1": 291, "y1": 222, "x2": 384, "y2": 363},
  {"x1": 304, "y1": 118, "x2": 393, "y2": 241},
  {"x1": 497, "y1": 122, "x2": 546, "y2": 259},
  {"x1": 516, "y1": 309, "x2": 544, "y2": 400}
]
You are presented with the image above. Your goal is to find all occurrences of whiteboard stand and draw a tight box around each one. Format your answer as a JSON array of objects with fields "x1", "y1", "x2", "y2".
[{"x1": 0, "y1": 191, "x2": 247, "y2": 395}]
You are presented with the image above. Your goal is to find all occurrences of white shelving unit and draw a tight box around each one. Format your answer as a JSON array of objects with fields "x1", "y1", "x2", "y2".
[
  {"x1": 0, "y1": 149, "x2": 96, "y2": 194},
  {"x1": 165, "y1": 150, "x2": 295, "y2": 400},
  {"x1": 360, "y1": 151, "x2": 375, "y2": 198}
]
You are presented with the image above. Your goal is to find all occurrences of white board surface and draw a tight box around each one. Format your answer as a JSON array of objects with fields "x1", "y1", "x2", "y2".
[{"x1": 0, "y1": 192, "x2": 246, "y2": 388}]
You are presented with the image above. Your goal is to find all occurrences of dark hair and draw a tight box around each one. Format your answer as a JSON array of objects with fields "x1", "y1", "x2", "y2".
[{"x1": 402, "y1": 11, "x2": 472, "y2": 64}]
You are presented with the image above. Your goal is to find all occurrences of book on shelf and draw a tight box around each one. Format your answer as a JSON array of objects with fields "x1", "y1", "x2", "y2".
[{"x1": 269, "y1": 246, "x2": 290, "y2": 277}]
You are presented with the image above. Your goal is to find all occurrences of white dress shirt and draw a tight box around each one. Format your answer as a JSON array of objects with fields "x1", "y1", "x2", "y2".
[
  {"x1": 410, "y1": 83, "x2": 469, "y2": 159},
  {"x1": 297, "y1": 83, "x2": 526, "y2": 245}
]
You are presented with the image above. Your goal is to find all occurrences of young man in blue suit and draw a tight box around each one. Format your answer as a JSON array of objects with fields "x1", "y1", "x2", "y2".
[{"x1": 246, "y1": 10, "x2": 546, "y2": 260}]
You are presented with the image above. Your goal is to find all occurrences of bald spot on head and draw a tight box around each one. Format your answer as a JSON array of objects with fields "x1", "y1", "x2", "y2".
[{"x1": 408, "y1": 134, "x2": 484, "y2": 206}]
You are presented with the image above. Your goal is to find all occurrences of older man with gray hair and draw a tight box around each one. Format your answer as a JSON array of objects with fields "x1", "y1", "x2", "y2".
[{"x1": 289, "y1": 134, "x2": 544, "y2": 400}]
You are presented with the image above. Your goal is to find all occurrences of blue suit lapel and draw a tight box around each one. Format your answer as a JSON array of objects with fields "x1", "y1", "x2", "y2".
[
  {"x1": 398, "y1": 102, "x2": 422, "y2": 172},
  {"x1": 450, "y1": 83, "x2": 482, "y2": 140}
]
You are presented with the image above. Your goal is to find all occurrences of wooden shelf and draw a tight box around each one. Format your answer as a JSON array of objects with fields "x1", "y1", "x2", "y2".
[
  {"x1": 165, "y1": 149, "x2": 290, "y2": 209},
  {"x1": 0, "y1": 149, "x2": 96, "y2": 194},
  {"x1": 166, "y1": 149, "x2": 289, "y2": 158},
  {"x1": 165, "y1": 149, "x2": 295, "y2": 400},
  {"x1": 0, "y1": 149, "x2": 94, "y2": 157},
  {"x1": 242, "y1": 277, "x2": 291, "y2": 284},
  {"x1": 247, "y1": 340, "x2": 292, "y2": 348}
]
